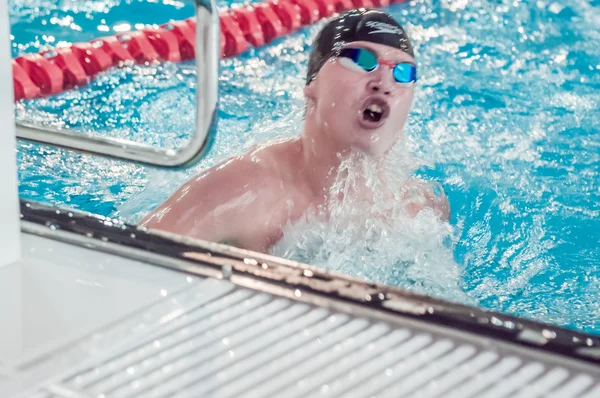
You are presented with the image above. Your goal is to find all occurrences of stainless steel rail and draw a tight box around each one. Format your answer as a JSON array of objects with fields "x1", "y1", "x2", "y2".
[{"x1": 15, "y1": 0, "x2": 219, "y2": 168}]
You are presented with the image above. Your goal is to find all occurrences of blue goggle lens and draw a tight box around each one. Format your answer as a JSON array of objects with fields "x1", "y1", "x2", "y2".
[{"x1": 393, "y1": 63, "x2": 417, "y2": 83}]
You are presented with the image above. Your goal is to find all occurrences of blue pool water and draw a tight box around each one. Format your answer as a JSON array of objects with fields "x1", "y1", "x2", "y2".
[{"x1": 11, "y1": 0, "x2": 600, "y2": 334}]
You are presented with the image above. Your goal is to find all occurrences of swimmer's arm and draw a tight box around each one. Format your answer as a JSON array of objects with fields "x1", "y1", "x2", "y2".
[
  {"x1": 401, "y1": 179, "x2": 450, "y2": 221},
  {"x1": 139, "y1": 158, "x2": 264, "y2": 244}
]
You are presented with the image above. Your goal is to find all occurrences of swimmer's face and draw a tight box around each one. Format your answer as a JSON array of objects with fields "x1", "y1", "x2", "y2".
[{"x1": 304, "y1": 41, "x2": 416, "y2": 156}]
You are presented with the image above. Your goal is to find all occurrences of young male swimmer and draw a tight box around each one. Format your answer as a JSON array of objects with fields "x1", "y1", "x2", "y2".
[{"x1": 140, "y1": 9, "x2": 449, "y2": 252}]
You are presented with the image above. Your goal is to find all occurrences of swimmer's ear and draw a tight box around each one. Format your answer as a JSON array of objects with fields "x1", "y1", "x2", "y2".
[{"x1": 304, "y1": 78, "x2": 317, "y2": 100}]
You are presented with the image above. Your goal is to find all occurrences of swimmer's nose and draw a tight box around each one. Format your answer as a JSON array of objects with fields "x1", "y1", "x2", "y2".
[{"x1": 367, "y1": 76, "x2": 392, "y2": 96}]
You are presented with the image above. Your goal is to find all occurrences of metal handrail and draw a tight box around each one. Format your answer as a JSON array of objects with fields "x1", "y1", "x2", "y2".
[{"x1": 14, "y1": 0, "x2": 219, "y2": 168}]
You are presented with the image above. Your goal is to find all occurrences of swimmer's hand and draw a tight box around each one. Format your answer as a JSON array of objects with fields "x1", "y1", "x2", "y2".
[{"x1": 400, "y1": 179, "x2": 450, "y2": 221}]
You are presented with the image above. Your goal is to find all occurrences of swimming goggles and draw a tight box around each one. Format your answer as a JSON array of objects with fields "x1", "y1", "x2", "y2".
[{"x1": 337, "y1": 48, "x2": 417, "y2": 86}]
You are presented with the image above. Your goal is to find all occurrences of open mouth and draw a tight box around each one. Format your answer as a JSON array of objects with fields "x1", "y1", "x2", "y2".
[{"x1": 358, "y1": 97, "x2": 390, "y2": 129}]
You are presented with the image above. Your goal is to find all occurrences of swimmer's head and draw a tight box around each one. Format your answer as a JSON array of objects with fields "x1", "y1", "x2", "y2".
[
  {"x1": 304, "y1": 9, "x2": 416, "y2": 156},
  {"x1": 306, "y1": 9, "x2": 414, "y2": 85}
]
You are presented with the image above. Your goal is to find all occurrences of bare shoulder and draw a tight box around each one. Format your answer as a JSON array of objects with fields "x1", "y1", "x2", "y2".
[
  {"x1": 241, "y1": 138, "x2": 302, "y2": 181},
  {"x1": 190, "y1": 150, "x2": 276, "y2": 190}
]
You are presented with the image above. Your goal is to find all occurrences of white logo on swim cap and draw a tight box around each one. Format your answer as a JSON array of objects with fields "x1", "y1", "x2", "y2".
[{"x1": 365, "y1": 21, "x2": 403, "y2": 35}]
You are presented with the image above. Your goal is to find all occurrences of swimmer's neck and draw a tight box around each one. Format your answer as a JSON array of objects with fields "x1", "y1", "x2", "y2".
[
  {"x1": 298, "y1": 115, "x2": 344, "y2": 197},
  {"x1": 299, "y1": 114, "x2": 384, "y2": 198}
]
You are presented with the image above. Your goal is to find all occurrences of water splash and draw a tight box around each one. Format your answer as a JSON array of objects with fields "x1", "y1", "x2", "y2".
[{"x1": 272, "y1": 149, "x2": 471, "y2": 305}]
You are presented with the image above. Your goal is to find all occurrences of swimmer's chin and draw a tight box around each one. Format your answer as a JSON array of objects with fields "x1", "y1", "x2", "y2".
[{"x1": 348, "y1": 132, "x2": 396, "y2": 157}]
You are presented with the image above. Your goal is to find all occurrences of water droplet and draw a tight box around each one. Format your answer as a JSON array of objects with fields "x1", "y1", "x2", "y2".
[
  {"x1": 244, "y1": 258, "x2": 258, "y2": 265},
  {"x1": 542, "y1": 329, "x2": 556, "y2": 339},
  {"x1": 504, "y1": 321, "x2": 516, "y2": 329},
  {"x1": 385, "y1": 368, "x2": 394, "y2": 376},
  {"x1": 127, "y1": 367, "x2": 135, "y2": 375},
  {"x1": 303, "y1": 269, "x2": 314, "y2": 277},
  {"x1": 321, "y1": 384, "x2": 330, "y2": 393},
  {"x1": 223, "y1": 338, "x2": 230, "y2": 345},
  {"x1": 295, "y1": 289, "x2": 302, "y2": 297},
  {"x1": 222, "y1": 264, "x2": 232, "y2": 280},
  {"x1": 160, "y1": 289, "x2": 168, "y2": 297}
]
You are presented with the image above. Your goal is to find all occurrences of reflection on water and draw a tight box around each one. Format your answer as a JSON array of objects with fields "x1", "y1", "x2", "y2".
[{"x1": 12, "y1": 0, "x2": 600, "y2": 334}]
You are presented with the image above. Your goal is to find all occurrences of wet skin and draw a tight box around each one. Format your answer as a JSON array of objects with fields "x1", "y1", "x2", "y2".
[{"x1": 140, "y1": 42, "x2": 449, "y2": 252}]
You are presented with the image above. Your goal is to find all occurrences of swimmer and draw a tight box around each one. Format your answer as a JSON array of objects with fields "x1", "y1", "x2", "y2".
[{"x1": 140, "y1": 9, "x2": 450, "y2": 252}]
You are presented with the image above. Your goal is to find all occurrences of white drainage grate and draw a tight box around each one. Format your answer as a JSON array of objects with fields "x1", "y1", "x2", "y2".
[{"x1": 27, "y1": 281, "x2": 600, "y2": 398}]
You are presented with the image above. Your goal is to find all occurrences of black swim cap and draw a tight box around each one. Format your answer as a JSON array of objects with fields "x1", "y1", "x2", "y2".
[{"x1": 306, "y1": 9, "x2": 414, "y2": 85}]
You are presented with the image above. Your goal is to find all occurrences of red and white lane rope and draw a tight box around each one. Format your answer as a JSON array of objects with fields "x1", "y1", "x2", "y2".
[{"x1": 12, "y1": 0, "x2": 408, "y2": 102}]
